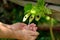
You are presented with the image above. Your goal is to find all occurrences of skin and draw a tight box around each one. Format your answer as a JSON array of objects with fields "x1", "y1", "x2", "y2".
[{"x1": 0, "y1": 22, "x2": 39, "y2": 40}]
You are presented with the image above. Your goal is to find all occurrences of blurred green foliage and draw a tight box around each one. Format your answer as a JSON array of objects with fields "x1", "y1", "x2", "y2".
[{"x1": 23, "y1": 0, "x2": 58, "y2": 25}]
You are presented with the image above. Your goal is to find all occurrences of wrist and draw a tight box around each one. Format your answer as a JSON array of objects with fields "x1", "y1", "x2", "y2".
[
  {"x1": 7, "y1": 29, "x2": 16, "y2": 39},
  {"x1": 0, "y1": 22, "x2": 16, "y2": 39},
  {"x1": 3, "y1": 25, "x2": 16, "y2": 39}
]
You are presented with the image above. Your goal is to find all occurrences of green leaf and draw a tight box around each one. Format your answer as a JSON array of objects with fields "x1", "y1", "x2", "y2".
[
  {"x1": 37, "y1": 0, "x2": 45, "y2": 6},
  {"x1": 51, "y1": 18, "x2": 58, "y2": 25},
  {"x1": 24, "y1": 3, "x2": 32, "y2": 14},
  {"x1": 45, "y1": 7, "x2": 52, "y2": 14}
]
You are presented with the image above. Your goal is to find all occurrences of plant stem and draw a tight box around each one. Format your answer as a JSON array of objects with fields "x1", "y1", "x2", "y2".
[{"x1": 50, "y1": 19, "x2": 55, "y2": 40}]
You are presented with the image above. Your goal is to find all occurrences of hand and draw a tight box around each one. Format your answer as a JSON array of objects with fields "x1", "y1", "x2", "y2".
[
  {"x1": 14, "y1": 29, "x2": 39, "y2": 40},
  {"x1": 10, "y1": 23, "x2": 37, "y2": 31},
  {"x1": 0, "y1": 22, "x2": 39, "y2": 40},
  {"x1": 10, "y1": 23, "x2": 39, "y2": 40}
]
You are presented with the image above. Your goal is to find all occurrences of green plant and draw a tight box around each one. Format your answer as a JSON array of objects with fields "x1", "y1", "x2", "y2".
[
  {"x1": 23, "y1": 0, "x2": 52, "y2": 23},
  {"x1": 23, "y1": 0, "x2": 58, "y2": 40}
]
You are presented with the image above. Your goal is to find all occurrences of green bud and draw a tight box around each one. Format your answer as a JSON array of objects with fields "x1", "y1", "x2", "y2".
[
  {"x1": 29, "y1": 15, "x2": 35, "y2": 23},
  {"x1": 23, "y1": 13, "x2": 30, "y2": 22}
]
